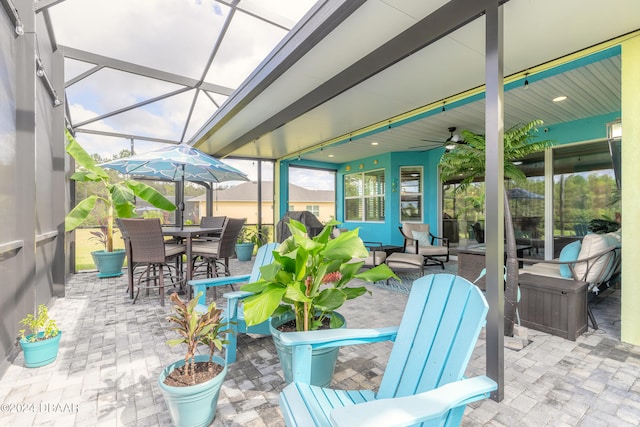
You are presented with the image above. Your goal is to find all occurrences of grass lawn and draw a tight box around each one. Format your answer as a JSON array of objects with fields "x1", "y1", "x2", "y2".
[{"x1": 75, "y1": 227, "x2": 126, "y2": 271}]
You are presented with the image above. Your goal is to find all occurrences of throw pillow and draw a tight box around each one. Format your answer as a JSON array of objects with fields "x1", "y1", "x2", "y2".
[
  {"x1": 559, "y1": 240, "x2": 581, "y2": 278},
  {"x1": 412, "y1": 230, "x2": 431, "y2": 247}
]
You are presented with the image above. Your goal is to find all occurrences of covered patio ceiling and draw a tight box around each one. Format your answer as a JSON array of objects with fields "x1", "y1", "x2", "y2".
[
  {"x1": 49, "y1": 0, "x2": 640, "y2": 164},
  {"x1": 193, "y1": 0, "x2": 639, "y2": 164}
]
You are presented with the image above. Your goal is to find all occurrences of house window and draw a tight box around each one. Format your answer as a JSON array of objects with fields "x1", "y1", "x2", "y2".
[
  {"x1": 344, "y1": 169, "x2": 385, "y2": 221},
  {"x1": 400, "y1": 166, "x2": 422, "y2": 222},
  {"x1": 306, "y1": 205, "x2": 320, "y2": 216}
]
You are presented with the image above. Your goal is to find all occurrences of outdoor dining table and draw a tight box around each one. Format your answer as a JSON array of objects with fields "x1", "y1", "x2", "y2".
[{"x1": 162, "y1": 226, "x2": 222, "y2": 293}]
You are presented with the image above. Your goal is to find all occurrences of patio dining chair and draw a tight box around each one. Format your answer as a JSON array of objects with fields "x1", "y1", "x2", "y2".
[
  {"x1": 119, "y1": 218, "x2": 186, "y2": 306},
  {"x1": 191, "y1": 217, "x2": 245, "y2": 279},
  {"x1": 189, "y1": 242, "x2": 279, "y2": 363},
  {"x1": 195, "y1": 215, "x2": 227, "y2": 241},
  {"x1": 279, "y1": 273, "x2": 496, "y2": 427}
]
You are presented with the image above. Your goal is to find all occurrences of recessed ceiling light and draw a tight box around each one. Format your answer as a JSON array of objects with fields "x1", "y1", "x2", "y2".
[
  {"x1": 553, "y1": 96, "x2": 567, "y2": 102},
  {"x1": 328, "y1": 154, "x2": 334, "y2": 158},
  {"x1": 371, "y1": 142, "x2": 379, "y2": 146}
]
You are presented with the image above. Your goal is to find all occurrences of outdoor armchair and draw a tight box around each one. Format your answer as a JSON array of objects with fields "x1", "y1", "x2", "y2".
[
  {"x1": 188, "y1": 242, "x2": 279, "y2": 364},
  {"x1": 399, "y1": 223, "x2": 449, "y2": 269}
]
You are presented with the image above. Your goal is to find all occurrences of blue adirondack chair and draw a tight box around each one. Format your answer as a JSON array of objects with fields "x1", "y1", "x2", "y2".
[
  {"x1": 188, "y1": 242, "x2": 279, "y2": 364},
  {"x1": 279, "y1": 273, "x2": 497, "y2": 427}
]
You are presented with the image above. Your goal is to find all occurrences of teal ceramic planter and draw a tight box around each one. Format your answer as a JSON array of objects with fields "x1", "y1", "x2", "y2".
[
  {"x1": 20, "y1": 331, "x2": 62, "y2": 368},
  {"x1": 91, "y1": 249, "x2": 126, "y2": 278},
  {"x1": 270, "y1": 312, "x2": 345, "y2": 387},
  {"x1": 158, "y1": 354, "x2": 227, "y2": 427},
  {"x1": 235, "y1": 243, "x2": 254, "y2": 262}
]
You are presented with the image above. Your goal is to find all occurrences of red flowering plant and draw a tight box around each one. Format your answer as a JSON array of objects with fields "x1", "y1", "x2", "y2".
[{"x1": 241, "y1": 219, "x2": 398, "y2": 332}]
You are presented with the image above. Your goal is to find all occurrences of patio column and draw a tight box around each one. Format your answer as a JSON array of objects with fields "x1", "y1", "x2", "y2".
[
  {"x1": 485, "y1": 2, "x2": 505, "y2": 401},
  {"x1": 621, "y1": 34, "x2": 640, "y2": 345}
]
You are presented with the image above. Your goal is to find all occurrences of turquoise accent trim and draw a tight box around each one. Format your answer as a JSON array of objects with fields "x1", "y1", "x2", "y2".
[{"x1": 279, "y1": 46, "x2": 623, "y2": 248}]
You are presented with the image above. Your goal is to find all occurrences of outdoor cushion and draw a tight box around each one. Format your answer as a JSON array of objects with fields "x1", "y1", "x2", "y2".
[
  {"x1": 519, "y1": 262, "x2": 568, "y2": 280},
  {"x1": 559, "y1": 240, "x2": 581, "y2": 278},
  {"x1": 411, "y1": 230, "x2": 432, "y2": 247},
  {"x1": 573, "y1": 233, "x2": 618, "y2": 282}
]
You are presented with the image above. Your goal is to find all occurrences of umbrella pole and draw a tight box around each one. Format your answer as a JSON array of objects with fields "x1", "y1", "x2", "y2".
[{"x1": 180, "y1": 164, "x2": 185, "y2": 230}]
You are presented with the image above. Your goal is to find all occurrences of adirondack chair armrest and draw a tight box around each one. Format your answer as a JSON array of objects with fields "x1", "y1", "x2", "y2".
[
  {"x1": 189, "y1": 274, "x2": 252, "y2": 305},
  {"x1": 222, "y1": 290, "x2": 255, "y2": 300},
  {"x1": 279, "y1": 326, "x2": 399, "y2": 350},
  {"x1": 329, "y1": 376, "x2": 497, "y2": 427}
]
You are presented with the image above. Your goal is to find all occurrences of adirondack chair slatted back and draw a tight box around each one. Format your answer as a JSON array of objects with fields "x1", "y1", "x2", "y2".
[
  {"x1": 250, "y1": 242, "x2": 279, "y2": 282},
  {"x1": 378, "y1": 274, "x2": 488, "y2": 399}
]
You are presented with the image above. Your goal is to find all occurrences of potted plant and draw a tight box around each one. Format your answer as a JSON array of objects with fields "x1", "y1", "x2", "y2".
[
  {"x1": 235, "y1": 226, "x2": 267, "y2": 262},
  {"x1": 240, "y1": 219, "x2": 398, "y2": 386},
  {"x1": 19, "y1": 304, "x2": 61, "y2": 368},
  {"x1": 439, "y1": 119, "x2": 551, "y2": 337},
  {"x1": 64, "y1": 130, "x2": 177, "y2": 277},
  {"x1": 158, "y1": 292, "x2": 229, "y2": 427}
]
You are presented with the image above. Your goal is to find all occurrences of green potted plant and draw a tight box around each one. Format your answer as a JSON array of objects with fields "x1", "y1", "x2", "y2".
[
  {"x1": 19, "y1": 304, "x2": 61, "y2": 368},
  {"x1": 240, "y1": 219, "x2": 398, "y2": 386},
  {"x1": 158, "y1": 292, "x2": 230, "y2": 427},
  {"x1": 439, "y1": 119, "x2": 551, "y2": 337},
  {"x1": 235, "y1": 226, "x2": 267, "y2": 262},
  {"x1": 64, "y1": 130, "x2": 176, "y2": 277}
]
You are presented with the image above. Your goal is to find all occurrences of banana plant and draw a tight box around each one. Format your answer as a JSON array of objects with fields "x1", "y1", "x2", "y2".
[
  {"x1": 241, "y1": 219, "x2": 399, "y2": 332},
  {"x1": 64, "y1": 129, "x2": 176, "y2": 251}
]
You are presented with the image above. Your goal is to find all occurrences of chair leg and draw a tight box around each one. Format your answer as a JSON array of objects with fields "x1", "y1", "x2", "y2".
[
  {"x1": 587, "y1": 305, "x2": 599, "y2": 330},
  {"x1": 159, "y1": 264, "x2": 165, "y2": 307}
]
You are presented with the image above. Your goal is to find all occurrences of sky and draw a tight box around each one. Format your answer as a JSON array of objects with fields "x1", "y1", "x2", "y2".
[{"x1": 49, "y1": 0, "x2": 324, "y2": 186}]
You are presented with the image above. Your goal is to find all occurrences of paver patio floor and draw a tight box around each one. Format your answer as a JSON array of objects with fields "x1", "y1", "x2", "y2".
[{"x1": 0, "y1": 258, "x2": 638, "y2": 426}]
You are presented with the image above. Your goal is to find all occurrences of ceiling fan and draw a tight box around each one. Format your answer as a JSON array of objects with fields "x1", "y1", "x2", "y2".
[{"x1": 408, "y1": 127, "x2": 463, "y2": 151}]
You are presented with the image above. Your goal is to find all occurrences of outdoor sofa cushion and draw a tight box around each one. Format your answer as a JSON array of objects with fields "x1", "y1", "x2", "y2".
[{"x1": 559, "y1": 240, "x2": 581, "y2": 278}]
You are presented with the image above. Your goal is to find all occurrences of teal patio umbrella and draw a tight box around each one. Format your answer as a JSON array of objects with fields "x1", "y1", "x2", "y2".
[{"x1": 100, "y1": 144, "x2": 249, "y2": 228}]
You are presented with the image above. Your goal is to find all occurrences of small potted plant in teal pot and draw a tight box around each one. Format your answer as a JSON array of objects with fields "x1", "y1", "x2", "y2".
[
  {"x1": 235, "y1": 226, "x2": 266, "y2": 262},
  {"x1": 19, "y1": 304, "x2": 61, "y2": 368},
  {"x1": 158, "y1": 292, "x2": 230, "y2": 427},
  {"x1": 64, "y1": 130, "x2": 176, "y2": 277},
  {"x1": 241, "y1": 219, "x2": 398, "y2": 386}
]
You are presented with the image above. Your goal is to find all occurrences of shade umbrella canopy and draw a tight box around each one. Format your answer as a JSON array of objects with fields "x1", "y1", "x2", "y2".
[
  {"x1": 507, "y1": 188, "x2": 543, "y2": 200},
  {"x1": 99, "y1": 144, "x2": 249, "y2": 183},
  {"x1": 507, "y1": 188, "x2": 543, "y2": 218},
  {"x1": 99, "y1": 144, "x2": 249, "y2": 228}
]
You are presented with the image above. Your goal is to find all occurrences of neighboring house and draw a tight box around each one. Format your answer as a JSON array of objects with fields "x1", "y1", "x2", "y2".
[{"x1": 190, "y1": 181, "x2": 335, "y2": 225}]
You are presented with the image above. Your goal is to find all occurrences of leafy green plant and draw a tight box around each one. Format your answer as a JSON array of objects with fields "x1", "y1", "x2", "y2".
[
  {"x1": 166, "y1": 292, "x2": 229, "y2": 384},
  {"x1": 240, "y1": 219, "x2": 399, "y2": 332},
  {"x1": 19, "y1": 304, "x2": 60, "y2": 342},
  {"x1": 237, "y1": 226, "x2": 267, "y2": 246},
  {"x1": 65, "y1": 130, "x2": 177, "y2": 252},
  {"x1": 439, "y1": 119, "x2": 551, "y2": 337}
]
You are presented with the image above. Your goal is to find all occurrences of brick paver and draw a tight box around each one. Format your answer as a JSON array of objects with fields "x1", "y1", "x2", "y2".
[{"x1": 0, "y1": 259, "x2": 636, "y2": 426}]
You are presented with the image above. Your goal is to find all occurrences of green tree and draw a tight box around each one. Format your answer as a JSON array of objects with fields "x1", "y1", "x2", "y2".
[{"x1": 439, "y1": 120, "x2": 551, "y2": 337}]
